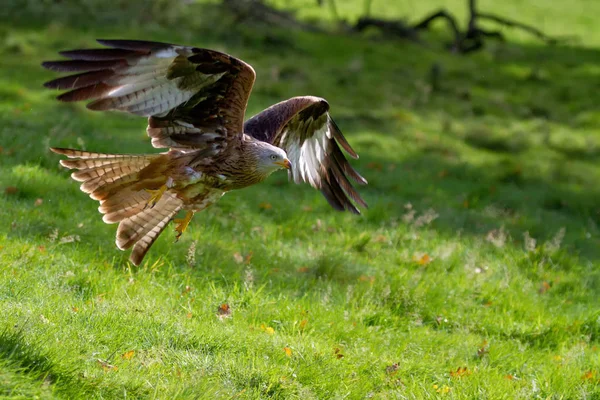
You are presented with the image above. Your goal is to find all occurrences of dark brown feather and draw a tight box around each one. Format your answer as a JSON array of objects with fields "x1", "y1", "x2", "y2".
[
  {"x1": 331, "y1": 144, "x2": 367, "y2": 185},
  {"x1": 96, "y1": 39, "x2": 171, "y2": 52},
  {"x1": 43, "y1": 39, "x2": 256, "y2": 151},
  {"x1": 329, "y1": 118, "x2": 358, "y2": 159},
  {"x1": 327, "y1": 149, "x2": 367, "y2": 207},
  {"x1": 244, "y1": 96, "x2": 367, "y2": 213},
  {"x1": 42, "y1": 59, "x2": 126, "y2": 72},
  {"x1": 56, "y1": 83, "x2": 112, "y2": 102},
  {"x1": 59, "y1": 48, "x2": 145, "y2": 60},
  {"x1": 44, "y1": 70, "x2": 113, "y2": 90}
]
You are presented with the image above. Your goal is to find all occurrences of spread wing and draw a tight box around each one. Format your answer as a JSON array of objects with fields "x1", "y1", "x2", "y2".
[
  {"x1": 43, "y1": 39, "x2": 255, "y2": 152},
  {"x1": 244, "y1": 96, "x2": 367, "y2": 214}
]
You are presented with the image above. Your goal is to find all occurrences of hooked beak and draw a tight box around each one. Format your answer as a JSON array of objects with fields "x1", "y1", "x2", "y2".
[{"x1": 275, "y1": 158, "x2": 292, "y2": 170}]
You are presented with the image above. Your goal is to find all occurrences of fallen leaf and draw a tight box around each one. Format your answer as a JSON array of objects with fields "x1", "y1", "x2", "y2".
[
  {"x1": 34, "y1": 198, "x2": 43, "y2": 206},
  {"x1": 433, "y1": 384, "x2": 451, "y2": 394},
  {"x1": 4, "y1": 186, "x2": 18, "y2": 195},
  {"x1": 297, "y1": 266, "x2": 310, "y2": 273},
  {"x1": 121, "y1": 350, "x2": 135, "y2": 360},
  {"x1": 181, "y1": 285, "x2": 192, "y2": 295},
  {"x1": 504, "y1": 374, "x2": 515, "y2": 380},
  {"x1": 477, "y1": 340, "x2": 489, "y2": 358},
  {"x1": 358, "y1": 275, "x2": 375, "y2": 283},
  {"x1": 233, "y1": 252, "x2": 244, "y2": 264},
  {"x1": 374, "y1": 234, "x2": 388, "y2": 243},
  {"x1": 450, "y1": 366, "x2": 471, "y2": 378},
  {"x1": 283, "y1": 347, "x2": 292, "y2": 357},
  {"x1": 260, "y1": 324, "x2": 275, "y2": 335},
  {"x1": 299, "y1": 319, "x2": 308, "y2": 330},
  {"x1": 414, "y1": 254, "x2": 432, "y2": 265},
  {"x1": 97, "y1": 359, "x2": 118, "y2": 372},
  {"x1": 259, "y1": 202, "x2": 272, "y2": 210},
  {"x1": 334, "y1": 347, "x2": 344, "y2": 359},
  {"x1": 386, "y1": 363, "x2": 399, "y2": 375},
  {"x1": 217, "y1": 303, "x2": 232, "y2": 319},
  {"x1": 582, "y1": 370, "x2": 595, "y2": 381},
  {"x1": 186, "y1": 312, "x2": 193, "y2": 319},
  {"x1": 539, "y1": 281, "x2": 551, "y2": 294},
  {"x1": 233, "y1": 252, "x2": 253, "y2": 265},
  {"x1": 71, "y1": 306, "x2": 79, "y2": 313}
]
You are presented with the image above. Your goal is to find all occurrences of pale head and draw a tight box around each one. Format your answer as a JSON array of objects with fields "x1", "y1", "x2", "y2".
[{"x1": 249, "y1": 140, "x2": 291, "y2": 177}]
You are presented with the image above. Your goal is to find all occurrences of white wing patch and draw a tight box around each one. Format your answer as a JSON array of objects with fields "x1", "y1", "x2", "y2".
[
  {"x1": 286, "y1": 119, "x2": 330, "y2": 187},
  {"x1": 96, "y1": 55, "x2": 226, "y2": 117}
]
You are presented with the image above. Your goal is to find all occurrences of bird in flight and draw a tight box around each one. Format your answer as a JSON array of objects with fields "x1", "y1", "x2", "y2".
[{"x1": 44, "y1": 39, "x2": 367, "y2": 265}]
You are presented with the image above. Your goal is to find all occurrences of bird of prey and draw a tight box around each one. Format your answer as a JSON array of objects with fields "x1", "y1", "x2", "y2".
[{"x1": 43, "y1": 39, "x2": 367, "y2": 265}]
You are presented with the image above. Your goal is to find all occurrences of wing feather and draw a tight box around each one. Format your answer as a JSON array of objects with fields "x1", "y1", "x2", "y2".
[
  {"x1": 244, "y1": 96, "x2": 367, "y2": 214},
  {"x1": 43, "y1": 39, "x2": 256, "y2": 151}
]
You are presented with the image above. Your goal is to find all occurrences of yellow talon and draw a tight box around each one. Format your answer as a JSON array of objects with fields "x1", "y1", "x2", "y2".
[
  {"x1": 174, "y1": 211, "x2": 195, "y2": 242},
  {"x1": 145, "y1": 185, "x2": 168, "y2": 209}
]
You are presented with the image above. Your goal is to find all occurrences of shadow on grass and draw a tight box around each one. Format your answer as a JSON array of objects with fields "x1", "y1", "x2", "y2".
[{"x1": 0, "y1": 327, "x2": 150, "y2": 398}]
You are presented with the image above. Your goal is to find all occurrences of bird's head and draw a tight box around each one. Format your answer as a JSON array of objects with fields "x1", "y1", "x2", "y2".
[{"x1": 250, "y1": 140, "x2": 291, "y2": 176}]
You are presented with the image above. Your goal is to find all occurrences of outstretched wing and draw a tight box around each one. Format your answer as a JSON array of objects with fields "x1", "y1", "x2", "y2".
[
  {"x1": 43, "y1": 39, "x2": 255, "y2": 151},
  {"x1": 244, "y1": 96, "x2": 367, "y2": 214}
]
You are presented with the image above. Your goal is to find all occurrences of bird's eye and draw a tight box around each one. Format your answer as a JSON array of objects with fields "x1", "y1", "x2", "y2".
[{"x1": 270, "y1": 154, "x2": 278, "y2": 160}]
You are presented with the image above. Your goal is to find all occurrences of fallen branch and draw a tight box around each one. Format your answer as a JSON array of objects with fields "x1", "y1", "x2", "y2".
[
  {"x1": 353, "y1": 0, "x2": 566, "y2": 53},
  {"x1": 355, "y1": 17, "x2": 420, "y2": 42},
  {"x1": 222, "y1": 0, "x2": 323, "y2": 32},
  {"x1": 477, "y1": 12, "x2": 557, "y2": 44},
  {"x1": 412, "y1": 9, "x2": 462, "y2": 51}
]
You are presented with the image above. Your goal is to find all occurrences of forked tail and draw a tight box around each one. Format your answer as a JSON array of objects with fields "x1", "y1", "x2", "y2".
[{"x1": 52, "y1": 147, "x2": 183, "y2": 265}]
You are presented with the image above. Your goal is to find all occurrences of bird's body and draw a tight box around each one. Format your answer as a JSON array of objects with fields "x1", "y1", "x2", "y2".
[{"x1": 44, "y1": 39, "x2": 366, "y2": 265}]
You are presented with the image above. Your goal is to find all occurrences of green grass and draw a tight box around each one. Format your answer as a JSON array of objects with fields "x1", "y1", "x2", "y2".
[{"x1": 1, "y1": 0, "x2": 599, "y2": 398}]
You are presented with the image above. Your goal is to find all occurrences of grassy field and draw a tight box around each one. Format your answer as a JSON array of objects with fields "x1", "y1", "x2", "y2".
[{"x1": 1, "y1": 0, "x2": 599, "y2": 398}]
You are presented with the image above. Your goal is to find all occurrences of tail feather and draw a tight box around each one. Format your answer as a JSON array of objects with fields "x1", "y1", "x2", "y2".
[
  {"x1": 64, "y1": 158, "x2": 151, "y2": 173},
  {"x1": 98, "y1": 188, "x2": 148, "y2": 210},
  {"x1": 116, "y1": 191, "x2": 182, "y2": 250},
  {"x1": 53, "y1": 147, "x2": 181, "y2": 265},
  {"x1": 51, "y1": 148, "x2": 161, "y2": 198},
  {"x1": 100, "y1": 191, "x2": 151, "y2": 223},
  {"x1": 79, "y1": 169, "x2": 142, "y2": 194},
  {"x1": 130, "y1": 207, "x2": 182, "y2": 266},
  {"x1": 52, "y1": 147, "x2": 138, "y2": 159},
  {"x1": 73, "y1": 162, "x2": 144, "y2": 185},
  {"x1": 88, "y1": 174, "x2": 146, "y2": 200},
  {"x1": 103, "y1": 202, "x2": 148, "y2": 224}
]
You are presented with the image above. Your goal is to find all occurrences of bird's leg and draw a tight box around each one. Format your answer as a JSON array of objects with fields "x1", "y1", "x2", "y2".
[
  {"x1": 174, "y1": 210, "x2": 195, "y2": 242},
  {"x1": 145, "y1": 177, "x2": 174, "y2": 209}
]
